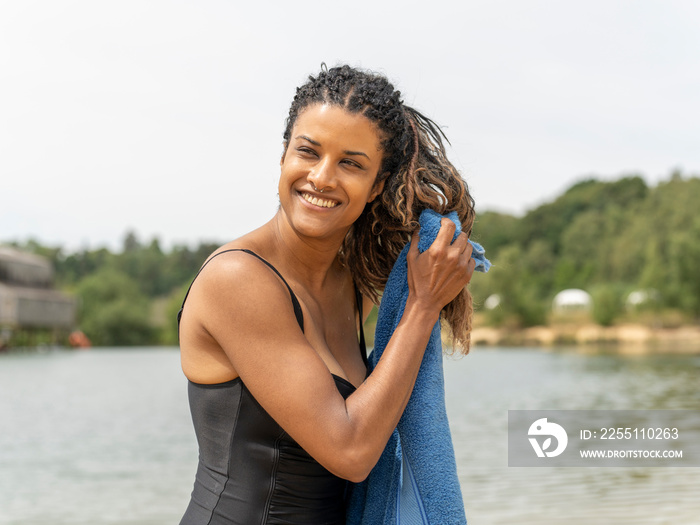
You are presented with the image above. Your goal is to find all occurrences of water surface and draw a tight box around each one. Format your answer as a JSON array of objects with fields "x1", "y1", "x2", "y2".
[{"x1": 1, "y1": 347, "x2": 698, "y2": 524}]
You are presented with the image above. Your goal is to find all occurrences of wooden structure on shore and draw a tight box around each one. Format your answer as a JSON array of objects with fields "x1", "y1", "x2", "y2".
[{"x1": 0, "y1": 246, "x2": 76, "y2": 346}]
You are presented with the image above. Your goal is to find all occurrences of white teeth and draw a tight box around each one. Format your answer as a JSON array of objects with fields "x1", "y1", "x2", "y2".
[{"x1": 301, "y1": 192, "x2": 338, "y2": 208}]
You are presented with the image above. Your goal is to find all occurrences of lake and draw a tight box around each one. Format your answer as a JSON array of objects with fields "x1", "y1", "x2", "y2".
[{"x1": 1, "y1": 346, "x2": 699, "y2": 524}]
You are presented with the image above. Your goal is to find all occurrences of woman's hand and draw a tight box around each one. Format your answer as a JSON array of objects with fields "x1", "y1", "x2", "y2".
[{"x1": 405, "y1": 218, "x2": 475, "y2": 318}]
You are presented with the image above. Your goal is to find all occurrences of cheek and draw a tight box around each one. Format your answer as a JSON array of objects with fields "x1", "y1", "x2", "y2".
[
  {"x1": 279, "y1": 158, "x2": 303, "y2": 181},
  {"x1": 365, "y1": 173, "x2": 385, "y2": 200},
  {"x1": 351, "y1": 181, "x2": 378, "y2": 206}
]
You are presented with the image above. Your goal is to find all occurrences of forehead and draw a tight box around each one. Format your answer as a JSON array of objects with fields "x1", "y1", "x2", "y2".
[{"x1": 292, "y1": 104, "x2": 383, "y2": 154}]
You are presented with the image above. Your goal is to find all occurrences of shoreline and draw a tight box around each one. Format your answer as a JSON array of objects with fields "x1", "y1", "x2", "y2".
[{"x1": 470, "y1": 323, "x2": 700, "y2": 353}]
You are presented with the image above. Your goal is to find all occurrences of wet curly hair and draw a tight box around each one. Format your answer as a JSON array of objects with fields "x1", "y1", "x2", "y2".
[{"x1": 283, "y1": 65, "x2": 476, "y2": 353}]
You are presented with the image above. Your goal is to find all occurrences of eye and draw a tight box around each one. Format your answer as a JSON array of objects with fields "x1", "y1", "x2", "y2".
[
  {"x1": 296, "y1": 146, "x2": 318, "y2": 158},
  {"x1": 341, "y1": 159, "x2": 363, "y2": 169}
]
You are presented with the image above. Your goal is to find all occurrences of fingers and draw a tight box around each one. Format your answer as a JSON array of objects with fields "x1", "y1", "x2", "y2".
[
  {"x1": 454, "y1": 231, "x2": 471, "y2": 255},
  {"x1": 408, "y1": 229, "x2": 421, "y2": 256},
  {"x1": 405, "y1": 217, "x2": 476, "y2": 312},
  {"x1": 453, "y1": 236, "x2": 475, "y2": 284},
  {"x1": 465, "y1": 255, "x2": 476, "y2": 281},
  {"x1": 433, "y1": 217, "x2": 457, "y2": 248},
  {"x1": 410, "y1": 219, "x2": 472, "y2": 260},
  {"x1": 432, "y1": 219, "x2": 472, "y2": 252},
  {"x1": 409, "y1": 219, "x2": 473, "y2": 276}
]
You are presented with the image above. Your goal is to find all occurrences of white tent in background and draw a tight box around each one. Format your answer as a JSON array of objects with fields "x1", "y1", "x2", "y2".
[
  {"x1": 552, "y1": 289, "x2": 592, "y2": 312},
  {"x1": 484, "y1": 294, "x2": 501, "y2": 310},
  {"x1": 626, "y1": 289, "x2": 659, "y2": 309}
]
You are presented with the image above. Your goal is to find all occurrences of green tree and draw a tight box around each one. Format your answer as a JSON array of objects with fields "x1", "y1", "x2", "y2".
[
  {"x1": 669, "y1": 225, "x2": 700, "y2": 317},
  {"x1": 471, "y1": 211, "x2": 519, "y2": 259},
  {"x1": 161, "y1": 282, "x2": 191, "y2": 345},
  {"x1": 637, "y1": 176, "x2": 700, "y2": 315},
  {"x1": 76, "y1": 268, "x2": 154, "y2": 346},
  {"x1": 476, "y1": 244, "x2": 548, "y2": 327},
  {"x1": 518, "y1": 176, "x2": 647, "y2": 255},
  {"x1": 591, "y1": 284, "x2": 625, "y2": 326}
]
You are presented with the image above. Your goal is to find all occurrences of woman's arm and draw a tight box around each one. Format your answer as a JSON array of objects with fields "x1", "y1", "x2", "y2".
[{"x1": 187, "y1": 219, "x2": 474, "y2": 482}]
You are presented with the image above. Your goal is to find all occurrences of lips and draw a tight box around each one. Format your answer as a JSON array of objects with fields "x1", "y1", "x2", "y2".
[{"x1": 300, "y1": 191, "x2": 339, "y2": 209}]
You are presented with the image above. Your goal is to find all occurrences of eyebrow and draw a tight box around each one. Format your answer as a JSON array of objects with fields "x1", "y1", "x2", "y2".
[{"x1": 296, "y1": 135, "x2": 370, "y2": 160}]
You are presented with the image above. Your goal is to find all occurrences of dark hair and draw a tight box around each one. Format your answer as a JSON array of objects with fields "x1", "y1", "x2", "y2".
[{"x1": 283, "y1": 65, "x2": 476, "y2": 353}]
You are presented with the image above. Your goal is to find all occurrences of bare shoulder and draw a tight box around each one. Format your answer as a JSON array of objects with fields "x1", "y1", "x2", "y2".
[
  {"x1": 189, "y1": 226, "x2": 281, "y2": 301},
  {"x1": 185, "y1": 247, "x2": 299, "y2": 330},
  {"x1": 179, "y1": 244, "x2": 305, "y2": 383}
]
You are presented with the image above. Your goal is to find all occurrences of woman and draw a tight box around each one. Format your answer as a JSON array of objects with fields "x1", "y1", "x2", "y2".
[{"x1": 178, "y1": 64, "x2": 476, "y2": 524}]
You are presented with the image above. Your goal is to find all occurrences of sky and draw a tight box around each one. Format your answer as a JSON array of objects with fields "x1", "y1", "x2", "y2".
[{"x1": 2, "y1": 0, "x2": 699, "y2": 252}]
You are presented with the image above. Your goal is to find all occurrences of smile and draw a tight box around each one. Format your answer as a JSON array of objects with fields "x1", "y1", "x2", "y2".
[{"x1": 300, "y1": 192, "x2": 339, "y2": 209}]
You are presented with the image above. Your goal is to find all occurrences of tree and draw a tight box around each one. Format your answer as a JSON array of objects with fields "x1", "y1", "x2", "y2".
[
  {"x1": 76, "y1": 268, "x2": 154, "y2": 346},
  {"x1": 161, "y1": 282, "x2": 191, "y2": 345},
  {"x1": 591, "y1": 284, "x2": 625, "y2": 326},
  {"x1": 471, "y1": 211, "x2": 519, "y2": 259},
  {"x1": 475, "y1": 244, "x2": 548, "y2": 327}
]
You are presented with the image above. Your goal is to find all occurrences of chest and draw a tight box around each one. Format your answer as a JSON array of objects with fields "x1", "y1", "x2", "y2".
[{"x1": 299, "y1": 291, "x2": 367, "y2": 387}]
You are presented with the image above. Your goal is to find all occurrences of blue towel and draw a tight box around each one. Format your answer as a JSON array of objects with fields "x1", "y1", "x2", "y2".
[{"x1": 346, "y1": 209, "x2": 490, "y2": 525}]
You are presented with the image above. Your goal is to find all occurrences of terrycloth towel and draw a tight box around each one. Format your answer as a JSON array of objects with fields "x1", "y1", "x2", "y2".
[{"x1": 346, "y1": 209, "x2": 490, "y2": 525}]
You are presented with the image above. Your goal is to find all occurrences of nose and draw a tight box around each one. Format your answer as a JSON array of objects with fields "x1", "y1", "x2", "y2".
[{"x1": 308, "y1": 157, "x2": 336, "y2": 192}]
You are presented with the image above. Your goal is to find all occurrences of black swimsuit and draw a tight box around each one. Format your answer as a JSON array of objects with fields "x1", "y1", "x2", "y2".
[{"x1": 178, "y1": 249, "x2": 367, "y2": 525}]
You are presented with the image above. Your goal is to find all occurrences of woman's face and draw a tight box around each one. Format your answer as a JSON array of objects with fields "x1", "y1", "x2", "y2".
[{"x1": 278, "y1": 103, "x2": 385, "y2": 242}]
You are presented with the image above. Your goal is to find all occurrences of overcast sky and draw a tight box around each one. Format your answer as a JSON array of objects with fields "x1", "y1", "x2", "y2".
[{"x1": 2, "y1": 0, "x2": 699, "y2": 252}]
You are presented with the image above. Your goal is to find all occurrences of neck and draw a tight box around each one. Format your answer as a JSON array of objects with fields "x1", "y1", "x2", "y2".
[{"x1": 266, "y1": 211, "x2": 349, "y2": 291}]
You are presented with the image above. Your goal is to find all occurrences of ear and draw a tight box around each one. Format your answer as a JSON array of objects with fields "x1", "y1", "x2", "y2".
[{"x1": 367, "y1": 174, "x2": 387, "y2": 203}]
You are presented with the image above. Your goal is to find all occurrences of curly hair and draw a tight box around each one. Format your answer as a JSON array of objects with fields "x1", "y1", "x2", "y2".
[{"x1": 283, "y1": 65, "x2": 476, "y2": 353}]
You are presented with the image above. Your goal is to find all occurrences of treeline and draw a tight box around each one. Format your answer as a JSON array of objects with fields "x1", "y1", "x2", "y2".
[
  {"x1": 13, "y1": 235, "x2": 221, "y2": 346},
  {"x1": 469, "y1": 171, "x2": 700, "y2": 328},
  {"x1": 9, "y1": 171, "x2": 699, "y2": 346}
]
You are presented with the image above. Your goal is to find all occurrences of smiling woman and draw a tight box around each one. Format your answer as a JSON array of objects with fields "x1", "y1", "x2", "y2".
[
  {"x1": 177, "y1": 65, "x2": 477, "y2": 525},
  {"x1": 278, "y1": 104, "x2": 386, "y2": 243}
]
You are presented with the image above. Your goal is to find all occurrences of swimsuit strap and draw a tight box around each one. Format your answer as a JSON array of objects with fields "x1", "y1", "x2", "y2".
[
  {"x1": 177, "y1": 248, "x2": 304, "y2": 332},
  {"x1": 179, "y1": 249, "x2": 367, "y2": 366}
]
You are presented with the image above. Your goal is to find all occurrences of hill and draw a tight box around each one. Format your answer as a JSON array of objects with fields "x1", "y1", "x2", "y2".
[{"x1": 470, "y1": 171, "x2": 700, "y2": 332}]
